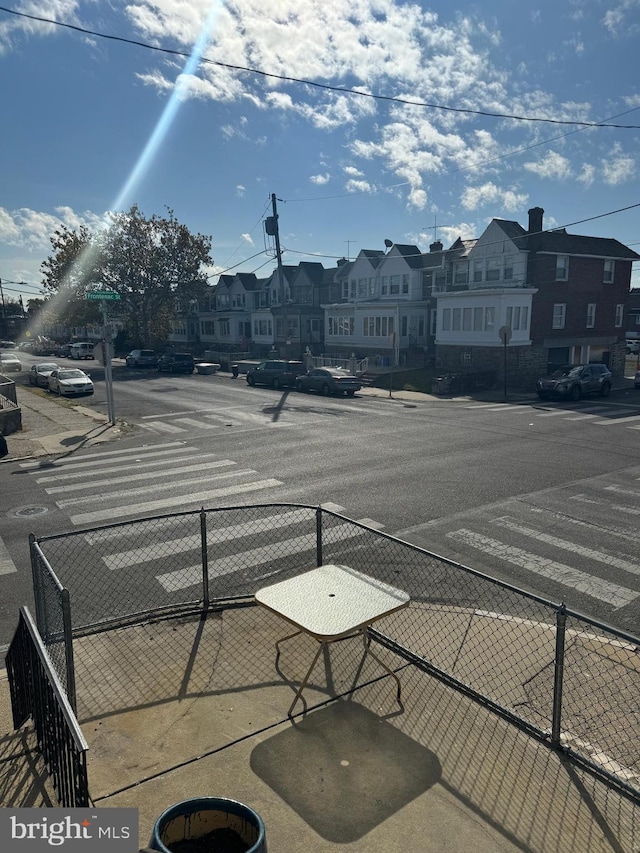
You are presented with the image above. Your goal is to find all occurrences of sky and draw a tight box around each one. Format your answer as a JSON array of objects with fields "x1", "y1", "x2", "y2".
[{"x1": 1, "y1": 0, "x2": 639, "y2": 310}]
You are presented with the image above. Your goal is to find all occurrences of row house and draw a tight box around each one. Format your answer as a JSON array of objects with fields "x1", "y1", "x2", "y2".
[
  {"x1": 435, "y1": 207, "x2": 639, "y2": 387},
  {"x1": 322, "y1": 244, "x2": 430, "y2": 364}
]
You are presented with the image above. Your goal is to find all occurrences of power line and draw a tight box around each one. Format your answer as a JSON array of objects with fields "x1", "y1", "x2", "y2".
[{"x1": 1, "y1": 5, "x2": 640, "y2": 130}]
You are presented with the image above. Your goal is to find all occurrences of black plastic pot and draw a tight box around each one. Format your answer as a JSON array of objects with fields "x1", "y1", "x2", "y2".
[{"x1": 149, "y1": 797, "x2": 266, "y2": 853}]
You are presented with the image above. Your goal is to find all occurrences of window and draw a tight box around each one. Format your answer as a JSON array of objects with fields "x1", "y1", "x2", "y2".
[
  {"x1": 486, "y1": 259, "x2": 500, "y2": 281},
  {"x1": 341, "y1": 281, "x2": 349, "y2": 299},
  {"x1": 485, "y1": 307, "x2": 495, "y2": 331},
  {"x1": 254, "y1": 319, "x2": 272, "y2": 336},
  {"x1": 231, "y1": 293, "x2": 245, "y2": 308},
  {"x1": 307, "y1": 318, "x2": 320, "y2": 334},
  {"x1": 418, "y1": 316, "x2": 425, "y2": 336},
  {"x1": 452, "y1": 307, "x2": 461, "y2": 331},
  {"x1": 473, "y1": 307, "x2": 484, "y2": 331},
  {"x1": 363, "y1": 315, "x2": 395, "y2": 336},
  {"x1": 200, "y1": 320, "x2": 215, "y2": 336},
  {"x1": 603, "y1": 259, "x2": 615, "y2": 283},
  {"x1": 390, "y1": 275, "x2": 401, "y2": 294},
  {"x1": 556, "y1": 256, "x2": 569, "y2": 281},
  {"x1": 442, "y1": 308, "x2": 451, "y2": 331},
  {"x1": 462, "y1": 307, "x2": 472, "y2": 331},
  {"x1": 505, "y1": 306, "x2": 529, "y2": 331},
  {"x1": 219, "y1": 319, "x2": 230, "y2": 336},
  {"x1": 473, "y1": 266, "x2": 483, "y2": 283},
  {"x1": 328, "y1": 316, "x2": 355, "y2": 336},
  {"x1": 217, "y1": 294, "x2": 230, "y2": 308},
  {"x1": 402, "y1": 274, "x2": 409, "y2": 294},
  {"x1": 349, "y1": 280, "x2": 357, "y2": 299},
  {"x1": 401, "y1": 315, "x2": 408, "y2": 336},
  {"x1": 434, "y1": 272, "x2": 446, "y2": 291},
  {"x1": 552, "y1": 304, "x2": 566, "y2": 329},
  {"x1": 454, "y1": 263, "x2": 468, "y2": 285},
  {"x1": 380, "y1": 276, "x2": 388, "y2": 295},
  {"x1": 586, "y1": 303, "x2": 596, "y2": 328},
  {"x1": 615, "y1": 304, "x2": 624, "y2": 328},
  {"x1": 503, "y1": 263, "x2": 513, "y2": 280}
]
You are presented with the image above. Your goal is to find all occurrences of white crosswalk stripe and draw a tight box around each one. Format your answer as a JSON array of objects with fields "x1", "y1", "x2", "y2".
[
  {"x1": 465, "y1": 401, "x2": 640, "y2": 429},
  {"x1": 446, "y1": 528, "x2": 637, "y2": 608},
  {"x1": 0, "y1": 535, "x2": 17, "y2": 575}
]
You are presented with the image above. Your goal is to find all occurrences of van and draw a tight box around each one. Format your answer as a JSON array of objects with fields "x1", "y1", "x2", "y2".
[{"x1": 70, "y1": 342, "x2": 95, "y2": 360}]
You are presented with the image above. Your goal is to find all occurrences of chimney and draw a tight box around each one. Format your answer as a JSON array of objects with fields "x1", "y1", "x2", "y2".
[
  {"x1": 429, "y1": 240, "x2": 443, "y2": 253},
  {"x1": 528, "y1": 207, "x2": 544, "y2": 234}
]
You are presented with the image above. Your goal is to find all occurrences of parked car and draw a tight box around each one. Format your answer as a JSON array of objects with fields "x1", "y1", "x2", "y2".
[
  {"x1": 69, "y1": 342, "x2": 95, "y2": 360},
  {"x1": 28, "y1": 362, "x2": 60, "y2": 388},
  {"x1": 536, "y1": 364, "x2": 612, "y2": 401},
  {"x1": 48, "y1": 368, "x2": 94, "y2": 397},
  {"x1": 56, "y1": 342, "x2": 73, "y2": 358},
  {"x1": 0, "y1": 340, "x2": 16, "y2": 348},
  {"x1": 246, "y1": 360, "x2": 306, "y2": 389},
  {"x1": 157, "y1": 352, "x2": 195, "y2": 374},
  {"x1": 126, "y1": 349, "x2": 158, "y2": 368},
  {"x1": 0, "y1": 352, "x2": 21, "y2": 372},
  {"x1": 626, "y1": 340, "x2": 640, "y2": 354},
  {"x1": 295, "y1": 367, "x2": 362, "y2": 396}
]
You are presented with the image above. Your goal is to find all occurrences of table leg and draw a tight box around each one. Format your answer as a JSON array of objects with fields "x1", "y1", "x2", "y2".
[
  {"x1": 287, "y1": 642, "x2": 326, "y2": 717},
  {"x1": 360, "y1": 631, "x2": 403, "y2": 709},
  {"x1": 275, "y1": 630, "x2": 304, "y2": 662}
]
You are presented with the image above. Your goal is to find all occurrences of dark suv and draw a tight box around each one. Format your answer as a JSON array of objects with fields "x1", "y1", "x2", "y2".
[
  {"x1": 157, "y1": 352, "x2": 195, "y2": 374},
  {"x1": 246, "y1": 360, "x2": 306, "y2": 389},
  {"x1": 536, "y1": 363, "x2": 612, "y2": 401}
]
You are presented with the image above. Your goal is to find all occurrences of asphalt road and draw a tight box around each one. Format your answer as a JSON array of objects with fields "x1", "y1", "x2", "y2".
[{"x1": 2, "y1": 356, "x2": 640, "y2": 646}]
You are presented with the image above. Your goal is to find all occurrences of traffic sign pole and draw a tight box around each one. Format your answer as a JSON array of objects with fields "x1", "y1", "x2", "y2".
[{"x1": 100, "y1": 300, "x2": 116, "y2": 426}]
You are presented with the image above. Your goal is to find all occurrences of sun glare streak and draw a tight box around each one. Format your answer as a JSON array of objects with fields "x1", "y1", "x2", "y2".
[{"x1": 31, "y1": 2, "x2": 223, "y2": 335}]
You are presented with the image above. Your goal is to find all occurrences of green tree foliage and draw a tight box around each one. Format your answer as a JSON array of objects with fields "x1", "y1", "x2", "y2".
[
  {"x1": 40, "y1": 224, "x2": 103, "y2": 328},
  {"x1": 40, "y1": 205, "x2": 213, "y2": 345}
]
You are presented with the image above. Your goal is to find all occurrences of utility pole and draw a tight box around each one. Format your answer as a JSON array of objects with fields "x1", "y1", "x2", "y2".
[
  {"x1": 0, "y1": 279, "x2": 7, "y2": 338},
  {"x1": 100, "y1": 301, "x2": 116, "y2": 426},
  {"x1": 266, "y1": 193, "x2": 286, "y2": 355}
]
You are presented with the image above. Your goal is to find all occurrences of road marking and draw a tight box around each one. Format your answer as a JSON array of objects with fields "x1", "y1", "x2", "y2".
[
  {"x1": 492, "y1": 516, "x2": 640, "y2": 577},
  {"x1": 103, "y1": 508, "x2": 313, "y2": 569},
  {"x1": 43, "y1": 460, "x2": 237, "y2": 494},
  {"x1": 35, "y1": 448, "x2": 194, "y2": 483},
  {"x1": 594, "y1": 414, "x2": 640, "y2": 425},
  {"x1": 173, "y1": 417, "x2": 219, "y2": 429},
  {"x1": 139, "y1": 420, "x2": 186, "y2": 433},
  {"x1": 0, "y1": 536, "x2": 17, "y2": 575},
  {"x1": 446, "y1": 529, "x2": 637, "y2": 608},
  {"x1": 57, "y1": 469, "x2": 256, "y2": 508},
  {"x1": 18, "y1": 441, "x2": 186, "y2": 468},
  {"x1": 536, "y1": 409, "x2": 578, "y2": 418},
  {"x1": 564, "y1": 414, "x2": 601, "y2": 421},
  {"x1": 69, "y1": 479, "x2": 283, "y2": 525},
  {"x1": 157, "y1": 522, "x2": 366, "y2": 592}
]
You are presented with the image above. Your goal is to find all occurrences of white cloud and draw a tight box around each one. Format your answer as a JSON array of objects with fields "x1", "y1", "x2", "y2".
[
  {"x1": 0, "y1": 0, "x2": 81, "y2": 54},
  {"x1": 577, "y1": 163, "x2": 596, "y2": 186},
  {"x1": 343, "y1": 166, "x2": 364, "y2": 177},
  {"x1": 602, "y1": 1, "x2": 640, "y2": 35},
  {"x1": 461, "y1": 183, "x2": 528, "y2": 212},
  {"x1": 241, "y1": 233, "x2": 254, "y2": 244},
  {"x1": 345, "y1": 179, "x2": 374, "y2": 195},
  {"x1": 601, "y1": 146, "x2": 636, "y2": 184},
  {"x1": 236, "y1": 185, "x2": 246, "y2": 196},
  {"x1": 0, "y1": 206, "x2": 104, "y2": 250},
  {"x1": 310, "y1": 174, "x2": 330, "y2": 185},
  {"x1": 523, "y1": 151, "x2": 572, "y2": 179}
]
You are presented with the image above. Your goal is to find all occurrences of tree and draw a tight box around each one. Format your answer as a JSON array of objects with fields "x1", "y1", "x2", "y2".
[
  {"x1": 40, "y1": 205, "x2": 213, "y2": 344},
  {"x1": 40, "y1": 223, "x2": 103, "y2": 328}
]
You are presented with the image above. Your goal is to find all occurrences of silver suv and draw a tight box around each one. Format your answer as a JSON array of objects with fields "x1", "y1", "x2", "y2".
[{"x1": 536, "y1": 364, "x2": 612, "y2": 401}]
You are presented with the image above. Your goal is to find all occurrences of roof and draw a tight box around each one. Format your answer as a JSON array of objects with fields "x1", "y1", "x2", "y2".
[
  {"x1": 392, "y1": 244, "x2": 425, "y2": 269},
  {"x1": 531, "y1": 231, "x2": 640, "y2": 260}
]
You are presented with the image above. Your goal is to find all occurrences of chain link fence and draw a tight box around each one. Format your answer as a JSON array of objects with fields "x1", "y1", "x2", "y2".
[{"x1": 31, "y1": 502, "x2": 640, "y2": 801}]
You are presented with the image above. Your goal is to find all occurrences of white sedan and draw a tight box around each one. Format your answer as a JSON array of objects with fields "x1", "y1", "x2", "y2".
[{"x1": 47, "y1": 368, "x2": 94, "y2": 397}]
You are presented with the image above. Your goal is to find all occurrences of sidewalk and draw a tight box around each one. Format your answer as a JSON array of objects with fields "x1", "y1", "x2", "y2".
[{"x1": 1, "y1": 386, "x2": 124, "y2": 462}]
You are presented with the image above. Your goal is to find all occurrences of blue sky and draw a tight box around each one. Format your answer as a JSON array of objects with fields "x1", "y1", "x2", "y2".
[{"x1": 1, "y1": 0, "x2": 639, "y2": 309}]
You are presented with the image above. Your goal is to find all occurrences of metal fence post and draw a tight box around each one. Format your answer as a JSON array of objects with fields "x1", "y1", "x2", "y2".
[
  {"x1": 29, "y1": 533, "x2": 44, "y2": 635},
  {"x1": 316, "y1": 506, "x2": 323, "y2": 567},
  {"x1": 200, "y1": 508, "x2": 210, "y2": 609},
  {"x1": 551, "y1": 603, "x2": 567, "y2": 748},
  {"x1": 61, "y1": 589, "x2": 77, "y2": 714}
]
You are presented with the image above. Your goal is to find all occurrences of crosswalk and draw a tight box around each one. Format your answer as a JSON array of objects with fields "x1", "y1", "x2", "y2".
[
  {"x1": 398, "y1": 468, "x2": 640, "y2": 615},
  {"x1": 465, "y1": 401, "x2": 640, "y2": 430},
  {"x1": 137, "y1": 399, "x2": 387, "y2": 435},
  {"x1": 20, "y1": 441, "x2": 286, "y2": 527},
  {"x1": 18, "y1": 442, "x2": 381, "y2": 604}
]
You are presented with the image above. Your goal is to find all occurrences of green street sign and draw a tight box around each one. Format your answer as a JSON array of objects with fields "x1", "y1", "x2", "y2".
[{"x1": 87, "y1": 291, "x2": 120, "y2": 301}]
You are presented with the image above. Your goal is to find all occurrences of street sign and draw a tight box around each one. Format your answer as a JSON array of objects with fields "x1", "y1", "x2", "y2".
[
  {"x1": 87, "y1": 291, "x2": 120, "y2": 301},
  {"x1": 499, "y1": 325, "x2": 512, "y2": 345},
  {"x1": 93, "y1": 342, "x2": 114, "y2": 364}
]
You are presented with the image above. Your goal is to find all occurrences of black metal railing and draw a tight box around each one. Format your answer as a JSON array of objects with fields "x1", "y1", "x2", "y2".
[{"x1": 6, "y1": 608, "x2": 89, "y2": 807}]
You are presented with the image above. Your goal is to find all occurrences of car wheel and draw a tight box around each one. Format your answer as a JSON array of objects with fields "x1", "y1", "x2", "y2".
[
  {"x1": 569, "y1": 385, "x2": 581, "y2": 401},
  {"x1": 599, "y1": 382, "x2": 611, "y2": 397},
  {"x1": 537, "y1": 392, "x2": 548, "y2": 400},
  {"x1": 322, "y1": 383, "x2": 331, "y2": 396},
  {"x1": 346, "y1": 390, "x2": 355, "y2": 396},
  {"x1": 295, "y1": 380, "x2": 304, "y2": 392},
  {"x1": 272, "y1": 377, "x2": 281, "y2": 389},
  {"x1": 247, "y1": 375, "x2": 255, "y2": 386}
]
